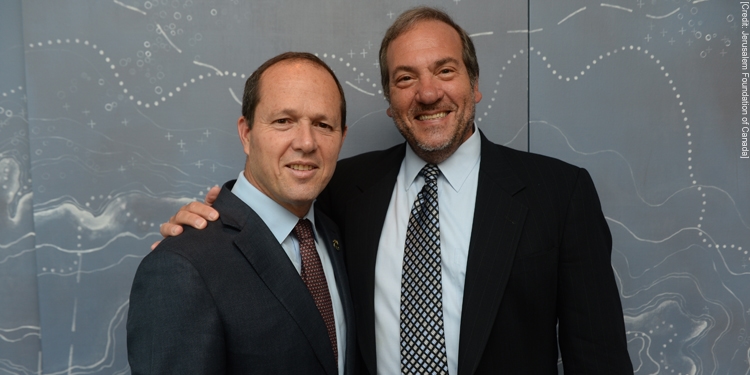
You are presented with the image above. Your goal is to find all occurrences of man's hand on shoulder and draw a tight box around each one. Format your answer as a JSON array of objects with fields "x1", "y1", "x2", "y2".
[{"x1": 151, "y1": 185, "x2": 222, "y2": 250}]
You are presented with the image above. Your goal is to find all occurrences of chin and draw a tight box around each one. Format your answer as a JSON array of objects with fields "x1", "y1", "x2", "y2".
[
  {"x1": 416, "y1": 143, "x2": 449, "y2": 153},
  {"x1": 417, "y1": 134, "x2": 456, "y2": 151}
]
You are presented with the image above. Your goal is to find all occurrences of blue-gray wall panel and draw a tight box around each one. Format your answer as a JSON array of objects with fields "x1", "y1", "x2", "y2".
[
  {"x1": 0, "y1": 0, "x2": 41, "y2": 374},
  {"x1": 530, "y1": 2, "x2": 748, "y2": 374},
  {"x1": 15, "y1": 1, "x2": 526, "y2": 373},
  {"x1": 7, "y1": 0, "x2": 748, "y2": 373}
]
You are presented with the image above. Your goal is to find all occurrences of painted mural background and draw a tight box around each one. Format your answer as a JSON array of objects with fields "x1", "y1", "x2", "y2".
[{"x1": 0, "y1": 0, "x2": 746, "y2": 373}]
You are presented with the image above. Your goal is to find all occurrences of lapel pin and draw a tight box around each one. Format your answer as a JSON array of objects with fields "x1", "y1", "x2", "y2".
[{"x1": 332, "y1": 239, "x2": 340, "y2": 251}]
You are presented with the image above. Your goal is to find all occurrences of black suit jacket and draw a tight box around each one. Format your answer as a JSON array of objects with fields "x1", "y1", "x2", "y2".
[
  {"x1": 127, "y1": 181, "x2": 356, "y2": 374},
  {"x1": 317, "y1": 132, "x2": 633, "y2": 374}
]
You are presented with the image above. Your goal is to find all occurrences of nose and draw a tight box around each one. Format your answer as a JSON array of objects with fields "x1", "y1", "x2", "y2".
[
  {"x1": 415, "y1": 76, "x2": 444, "y2": 105},
  {"x1": 291, "y1": 121, "x2": 317, "y2": 153}
]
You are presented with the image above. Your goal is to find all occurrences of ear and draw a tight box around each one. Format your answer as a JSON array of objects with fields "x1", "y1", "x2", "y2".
[
  {"x1": 386, "y1": 107, "x2": 393, "y2": 118},
  {"x1": 237, "y1": 116, "x2": 252, "y2": 155},
  {"x1": 341, "y1": 124, "x2": 348, "y2": 142},
  {"x1": 473, "y1": 80, "x2": 482, "y2": 103}
]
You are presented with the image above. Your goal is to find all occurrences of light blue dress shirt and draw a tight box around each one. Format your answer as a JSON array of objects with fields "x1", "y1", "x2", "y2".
[
  {"x1": 232, "y1": 172, "x2": 346, "y2": 374},
  {"x1": 374, "y1": 128, "x2": 481, "y2": 375}
]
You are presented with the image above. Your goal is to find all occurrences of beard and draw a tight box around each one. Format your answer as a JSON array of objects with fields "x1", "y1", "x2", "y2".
[{"x1": 391, "y1": 98, "x2": 476, "y2": 164}]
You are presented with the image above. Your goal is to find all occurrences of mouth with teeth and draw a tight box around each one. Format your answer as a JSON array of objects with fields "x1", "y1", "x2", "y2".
[
  {"x1": 289, "y1": 164, "x2": 315, "y2": 171},
  {"x1": 417, "y1": 111, "x2": 448, "y2": 121},
  {"x1": 416, "y1": 111, "x2": 449, "y2": 121}
]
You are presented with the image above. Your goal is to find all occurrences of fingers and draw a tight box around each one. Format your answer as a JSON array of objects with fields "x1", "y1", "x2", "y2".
[
  {"x1": 179, "y1": 201, "x2": 219, "y2": 223},
  {"x1": 205, "y1": 185, "x2": 220, "y2": 205},
  {"x1": 157, "y1": 190, "x2": 221, "y2": 240},
  {"x1": 159, "y1": 221, "x2": 185, "y2": 237},
  {"x1": 159, "y1": 201, "x2": 218, "y2": 235}
]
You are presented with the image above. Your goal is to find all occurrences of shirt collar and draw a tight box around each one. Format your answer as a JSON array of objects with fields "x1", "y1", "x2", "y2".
[
  {"x1": 231, "y1": 171, "x2": 316, "y2": 244},
  {"x1": 403, "y1": 124, "x2": 481, "y2": 192}
]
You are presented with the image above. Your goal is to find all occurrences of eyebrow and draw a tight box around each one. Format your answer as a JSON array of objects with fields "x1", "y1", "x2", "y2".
[
  {"x1": 274, "y1": 108, "x2": 340, "y2": 126},
  {"x1": 391, "y1": 57, "x2": 461, "y2": 78},
  {"x1": 276, "y1": 108, "x2": 302, "y2": 118},
  {"x1": 434, "y1": 57, "x2": 460, "y2": 68}
]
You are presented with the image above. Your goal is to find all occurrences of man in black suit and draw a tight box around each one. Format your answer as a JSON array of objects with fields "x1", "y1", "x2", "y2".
[
  {"x1": 160, "y1": 7, "x2": 633, "y2": 374},
  {"x1": 127, "y1": 52, "x2": 355, "y2": 374}
]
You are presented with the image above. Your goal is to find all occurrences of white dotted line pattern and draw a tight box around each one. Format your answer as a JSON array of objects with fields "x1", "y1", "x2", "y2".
[
  {"x1": 517, "y1": 44, "x2": 743, "y2": 260},
  {"x1": 27, "y1": 38, "x2": 248, "y2": 109},
  {"x1": 317, "y1": 52, "x2": 381, "y2": 95},
  {"x1": 476, "y1": 49, "x2": 526, "y2": 124},
  {"x1": 21, "y1": 39, "x2": 746, "y2": 269},
  {"x1": 135, "y1": 70, "x2": 249, "y2": 108},
  {"x1": 490, "y1": 45, "x2": 697, "y2": 181},
  {"x1": 0, "y1": 86, "x2": 24, "y2": 121},
  {"x1": 630, "y1": 323, "x2": 689, "y2": 375},
  {"x1": 0, "y1": 85, "x2": 24, "y2": 99},
  {"x1": 27, "y1": 40, "x2": 384, "y2": 109}
]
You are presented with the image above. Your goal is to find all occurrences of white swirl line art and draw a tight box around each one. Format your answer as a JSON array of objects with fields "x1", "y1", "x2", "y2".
[
  {"x1": 345, "y1": 81, "x2": 375, "y2": 96},
  {"x1": 112, "y1": 0, "x2": 146, "y2": 16},
  {"x1": 506, "y1": 28, "x2": 543, "y2": 34},
  {"x1": 646, "y1": 8, "x2": 681, "y2": 20},
  {"x1": 155, "y1": 23, "x2": 182, "y2": 53},
  {"x1": 558, "y1": 7, "x2": 587, "y2": 25},
  {"x1": 600, "y1": 4, "x2": 633, "y2": 13}
]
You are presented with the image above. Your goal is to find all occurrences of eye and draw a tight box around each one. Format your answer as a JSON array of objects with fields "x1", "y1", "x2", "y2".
[
  {"x1": 439, "y1": 68, "x2": 454, "y2": 75},
  {"x1": 273, "y1": 118, "x2": 289, "y2": 124},
  {"x1": 395, "y1": 75, "x2": 413, "y2": 84},
  {"x1": 317, "y1": 122, "x2": 334, "y2": 130},
  {"x1": 394, "y1": 75, "x2": 415, "y2": 89}
]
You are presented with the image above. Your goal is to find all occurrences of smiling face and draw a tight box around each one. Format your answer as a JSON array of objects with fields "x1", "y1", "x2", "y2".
[
  {"x1": 385, "y1": 20, "x2": 482, "y2": 164},
  {"x1": 238, "y1": 59, "x2": 346, "y2": 217}
]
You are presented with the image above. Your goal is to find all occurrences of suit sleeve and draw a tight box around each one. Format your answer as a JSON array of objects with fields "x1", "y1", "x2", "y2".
[
  {"x1": 127, "y1": 249, "x2": 226, "y2": 375},
  {"x1": 556, "y1": 168, "x2": 633, "y2": 374}
]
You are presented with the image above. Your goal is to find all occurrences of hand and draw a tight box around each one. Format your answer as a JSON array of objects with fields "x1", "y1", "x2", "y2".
[{"x1": 151, "y1": 185, "x2": 221, "y2": 250}]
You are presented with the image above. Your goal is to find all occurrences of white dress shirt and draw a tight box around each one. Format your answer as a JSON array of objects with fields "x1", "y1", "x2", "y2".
[
  {"x1": 232, "y1": 172, "x2": 346, "y2": 374},
  {"x1": 374, "y1": 128, "x2": 481, "y2": 375}
]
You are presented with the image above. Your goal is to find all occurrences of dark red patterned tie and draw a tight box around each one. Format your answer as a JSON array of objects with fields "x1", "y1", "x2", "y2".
[{"x1": 293, "y1": 219, "x2": 338, "y2": 364}]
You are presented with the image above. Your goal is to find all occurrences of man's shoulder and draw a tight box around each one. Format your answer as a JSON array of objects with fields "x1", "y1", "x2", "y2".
[
  {"x1": 478, "y1": 136, "x2": 591, "y2": 198},
  {"x1": 336, "y1": 142, "x2": 406, "y2": 170},
  {"x1": 145, "y1": 219, "x2": 236, "y2": 279},
  {"x1": 485, "y1": 139, "x2": 578, "y2": 172},
  {"x1": 481, "y1": 137, "x2": 583, "y2": 181},
  {"x1": 153, "y1": 216, "x2": 230, "y2": 252},
  {"x1": 148, "y1": 183, "x2": 251, "y2": 266},
  {"x1": 327, "y1": 143, "x2": 405, "y2": 191}
]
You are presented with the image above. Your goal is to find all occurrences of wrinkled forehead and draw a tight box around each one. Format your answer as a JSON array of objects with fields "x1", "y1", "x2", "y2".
[
  {"x1": 257, "y1": 61, "x2": 344, "y2": 124},
  {"x1": 261, "y1": 60, "x2": 341, "y2": 101},
  {"x1": 386, "y1": 20, "x2": 464, "y2": 69}
]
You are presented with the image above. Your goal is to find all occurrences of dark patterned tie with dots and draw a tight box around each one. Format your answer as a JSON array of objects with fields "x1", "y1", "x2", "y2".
[
  {"x1": 400, "y1": 164, "x2": 449, "y2": 375},
  {"x1": 294, "y1": 219, "x2": 338, "y2": 365}
]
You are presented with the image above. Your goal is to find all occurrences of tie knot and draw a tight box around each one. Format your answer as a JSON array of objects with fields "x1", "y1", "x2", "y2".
[
  {"x1": 421, "y1": 164, "x2": 440, "y2": 183},
  {"x1": 293, "y1": 219, "x2": 314, "y2": 242}
]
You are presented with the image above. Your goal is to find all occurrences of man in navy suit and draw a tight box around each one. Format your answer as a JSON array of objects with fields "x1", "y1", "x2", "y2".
[
  {"x1": 160, "y1": 7, "x2": 633, "y2": 374},
  {"x1": 127, "y1": 52, "x2": 355, "y2": 374}
]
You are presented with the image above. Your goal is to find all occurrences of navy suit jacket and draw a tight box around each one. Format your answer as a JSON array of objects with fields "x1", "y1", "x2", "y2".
[
  {"x1": 127, "y1": 181, "x2": 356, "y2": 374},
  {"x1": 316, "y1": 132, "x2": 633, "y2": 374}
]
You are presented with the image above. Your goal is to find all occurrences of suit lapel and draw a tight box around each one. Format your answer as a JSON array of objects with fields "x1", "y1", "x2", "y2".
[
  {"x1": 457, "y1": 134, "x2": 528, "y2": 375},
  {"x1": 344, "y1": 144, "x2": 405, "y2": 375},
  {"x1": 342, "y1": 136, "x2": 529, "y2": 374},
  {"x1": 215, "y1": 186, "x2": 338, "y2": 375},
  {"x1": 314, "y1": 207, "x2": 357, "y2": 375}
]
